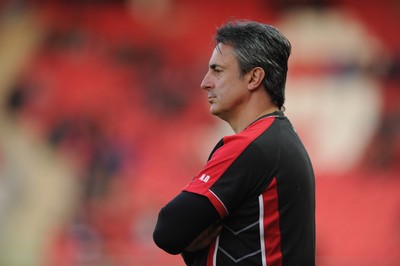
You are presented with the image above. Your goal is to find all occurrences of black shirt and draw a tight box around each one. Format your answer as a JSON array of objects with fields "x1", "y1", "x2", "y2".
[{"x1": 154, "y1": 112, "x2": 315, "y2": 266}]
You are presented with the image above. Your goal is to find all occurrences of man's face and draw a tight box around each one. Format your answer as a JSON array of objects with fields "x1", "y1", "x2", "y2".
[{"x1": 200, "y1": 43, "x2": 250, "y2": 121}]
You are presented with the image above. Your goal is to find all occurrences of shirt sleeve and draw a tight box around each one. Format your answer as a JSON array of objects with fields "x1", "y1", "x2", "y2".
[
  {"x1": 153, "y1": 191, "x2": 220, "y2": 255},
  {"x1": 184, "y1": 134, "x2": 277, "y2": 218}
]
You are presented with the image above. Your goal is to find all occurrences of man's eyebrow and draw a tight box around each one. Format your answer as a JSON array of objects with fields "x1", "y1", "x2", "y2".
[{"x1": 210, "y1": 64, "x2": 221, "y2": 69}]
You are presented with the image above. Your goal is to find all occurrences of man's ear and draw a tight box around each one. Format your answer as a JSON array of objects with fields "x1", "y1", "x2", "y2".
[{"x1": 248, "y1": 67, "x2": 265, "y2": 91}]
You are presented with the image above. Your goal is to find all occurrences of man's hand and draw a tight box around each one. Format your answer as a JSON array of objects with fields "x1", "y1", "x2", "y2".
[{"x1": 185, "y1": 223, "x2": 223, "y2": 252}]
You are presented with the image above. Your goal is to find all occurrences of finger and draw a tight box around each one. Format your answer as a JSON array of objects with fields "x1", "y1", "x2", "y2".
[
  {"x1": 185, "y1": 224, "x2": 223, "y2": 252},
  {"x1": 208, "y1": 224, "x2": 223, "y2": 238}
]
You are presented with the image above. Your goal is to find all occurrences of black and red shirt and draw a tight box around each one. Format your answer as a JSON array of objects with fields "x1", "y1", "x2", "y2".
[
  {"x1": 153, "y1": 111, "x2": 315, "y2": 266},
  {"x1": 155, "y1": 112, "x2": 315, "y2": 266}
]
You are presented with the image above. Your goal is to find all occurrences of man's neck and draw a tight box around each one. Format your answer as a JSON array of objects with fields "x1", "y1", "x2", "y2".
[{"x1": 228, "y1": 106, "x2": 280, "y2": 134}]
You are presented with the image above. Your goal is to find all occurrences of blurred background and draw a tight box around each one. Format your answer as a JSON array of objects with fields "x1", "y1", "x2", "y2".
[{"x1": 0, "y1": 0, "x2": 399, "y2": 265}]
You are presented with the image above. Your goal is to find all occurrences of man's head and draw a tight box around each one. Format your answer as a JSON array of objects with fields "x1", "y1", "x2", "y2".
[{"x1": 214, "y1": 20, "x2": 291, "y2": 110}]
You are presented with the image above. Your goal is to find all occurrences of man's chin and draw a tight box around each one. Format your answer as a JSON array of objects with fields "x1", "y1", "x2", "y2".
[
  {"x1": 210, "y1": 108, "x2": 226, "y2": 121},
  {"x1": 209, "y1": 106, "x2": 219, "y2": 116}
]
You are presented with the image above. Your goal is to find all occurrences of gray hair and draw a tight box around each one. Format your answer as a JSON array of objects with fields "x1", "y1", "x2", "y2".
[{"x1": 215, "y1": 20, "x2": 291, "y2": 110}]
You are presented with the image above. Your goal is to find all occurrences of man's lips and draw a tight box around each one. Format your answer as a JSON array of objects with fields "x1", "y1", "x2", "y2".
[{"x1": 208, "y1": 96, "x2": 216, "y2": 103}]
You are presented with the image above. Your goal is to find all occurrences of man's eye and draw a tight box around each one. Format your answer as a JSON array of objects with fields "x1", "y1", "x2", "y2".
[{"x1": 214, "y1": 69, "x2": 221, "y2": 74}]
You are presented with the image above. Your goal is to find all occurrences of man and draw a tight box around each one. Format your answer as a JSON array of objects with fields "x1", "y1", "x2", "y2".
[{"x1": 153, "y1": 20, "x2": 315, "y2": 266}]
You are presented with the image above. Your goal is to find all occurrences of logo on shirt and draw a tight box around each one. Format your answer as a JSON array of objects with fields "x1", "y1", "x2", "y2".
[{"x1": 199, "y1": 174, "x2": 210, "y2": 183}]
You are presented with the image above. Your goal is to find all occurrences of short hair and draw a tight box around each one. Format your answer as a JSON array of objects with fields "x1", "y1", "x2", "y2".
[{"x1": 215, "y1": 20, "x2": 291, "y2": 110}]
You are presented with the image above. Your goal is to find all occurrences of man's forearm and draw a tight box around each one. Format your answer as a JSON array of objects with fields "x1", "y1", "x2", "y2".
[{"x1": 153, "y1": 191, "x2": 220, "y2": 254}]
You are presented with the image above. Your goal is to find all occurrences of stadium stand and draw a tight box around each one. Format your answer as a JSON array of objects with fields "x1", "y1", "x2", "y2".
[{"x1": 0, "y1": 0, "x2": 399, "y2": 265}]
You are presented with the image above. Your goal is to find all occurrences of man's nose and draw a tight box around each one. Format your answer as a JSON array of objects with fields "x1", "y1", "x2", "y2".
[{"x1": 200, "y1": 72, "x2": 212, "y2": 91}]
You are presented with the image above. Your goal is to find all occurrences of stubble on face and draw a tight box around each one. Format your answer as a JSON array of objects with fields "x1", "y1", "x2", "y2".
[{"x1": 204, "y1": 43, "x2": 248, "y2": 122}]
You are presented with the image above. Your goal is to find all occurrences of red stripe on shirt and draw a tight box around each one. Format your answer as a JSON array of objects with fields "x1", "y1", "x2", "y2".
[
  {"x1": 205, "y1": 190, "x2": 228, "y2": 217},
  {"x1": 262, "y1": 177, "x2": 283, "y2": 266},
  {"x1": 184, "y1": 117, "x2": 276, "y2": 218},
  {"x1": 207, "y1": 237, "x2": 217, "y2": 266}
]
